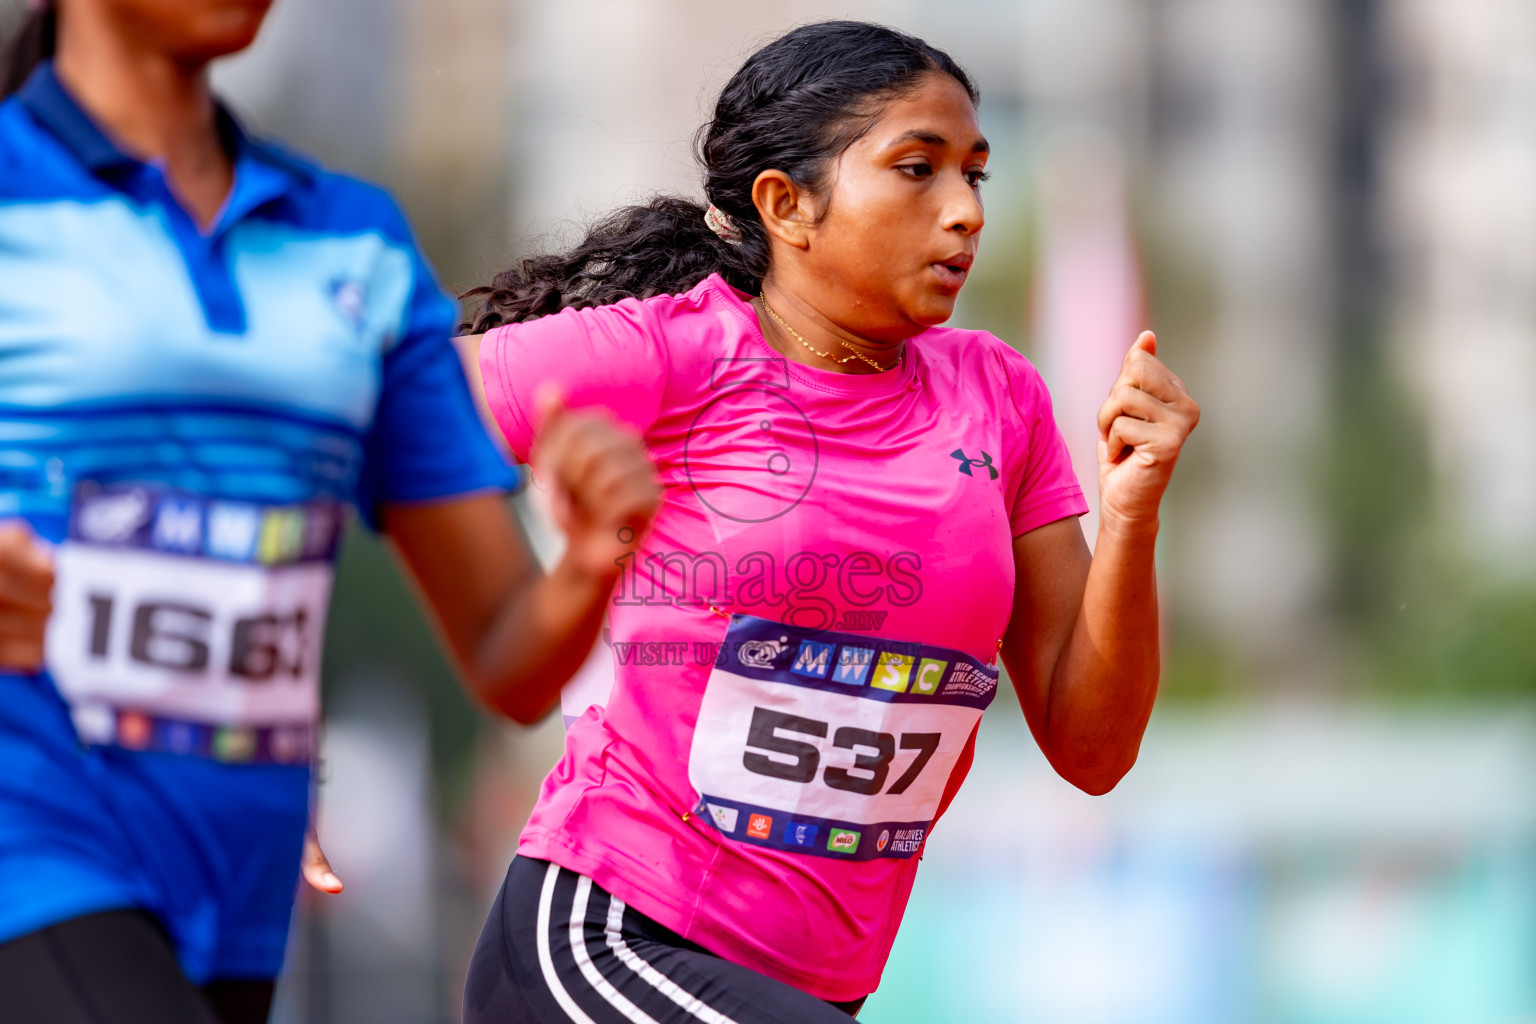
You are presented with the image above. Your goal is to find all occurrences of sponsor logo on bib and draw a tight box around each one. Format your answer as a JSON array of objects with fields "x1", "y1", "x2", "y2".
[
  {"x1": 889, "y1": 827, "x2": 926, "y2": 854},
  {"x1": 119, "y1": 710, "x2": 153, "y2": 750},
  {"x1": 78, "y1": 489, "x2": 153, "y2": 543},
  {"x1": 827, "y1": 828, "x2": 861, "y2": 854},
  {"x1": 70, "y1": 485, "x2": 341, "y2": 566},
  {"x1": 783, "y1": 821, "x2": 819, "y2": 849},
  {"x1": 707, "y1": 803, "x2": 739, "y2": 833},
  {"x1": 912, "y1": 658, "x2": 946, "y2": 695},
  {"x1": 833, "y1": 645, "x2": 874, "y2": 685},
  {"x1": 791, "y1": 640, "x2": 834, "y2": 679},
  {"x1": 737, "y1": 636, "x2": 790, "y2": 669},
  {"x1": 940, "y1": 662, "x2": 996, "y2": 700},
  {"x1": 214, "y1": 727, "x2": 257, "y2": 763},
  {"x1": 870, "y1": 651, "x2": 915, "y2": 693}
]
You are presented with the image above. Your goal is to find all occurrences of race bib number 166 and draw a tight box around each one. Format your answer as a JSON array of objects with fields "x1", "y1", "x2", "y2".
[{"x1": 45, "y1": 485, "x2": 338, "y2": 734}]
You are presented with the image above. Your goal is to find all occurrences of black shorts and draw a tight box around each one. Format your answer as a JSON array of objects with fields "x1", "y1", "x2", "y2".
[
  {"x1": 464, "y1": 856, "x2": 868, "y2": 1023},
  {"x1": 0, "y1": 909, "x2": 274, "y2": 1024}
]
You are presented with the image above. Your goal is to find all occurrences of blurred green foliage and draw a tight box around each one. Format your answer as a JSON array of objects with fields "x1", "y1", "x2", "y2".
[
  {"x1": 1328, "y1": 333, "x2": 1536, "y2": 700},
  {"x1": 1371, "y1": 574, "x2": 1536, "y2": 701}
]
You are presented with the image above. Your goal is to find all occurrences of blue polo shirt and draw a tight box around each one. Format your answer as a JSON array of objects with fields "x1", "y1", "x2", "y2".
[{"x1": 0, "y1": 64, "x2": 516, "y2": 980}]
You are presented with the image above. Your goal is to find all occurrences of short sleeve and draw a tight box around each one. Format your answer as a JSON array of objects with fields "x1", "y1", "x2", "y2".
[
  {"x1": 357, "y1": 241, "x2": 520, "y2": 528},
  {"x1": 996, "y1": 346, "x2": 1089, "y2": 537},
  {"x1": 478, "y1": 299, "x2": 669, "y2": 463}
]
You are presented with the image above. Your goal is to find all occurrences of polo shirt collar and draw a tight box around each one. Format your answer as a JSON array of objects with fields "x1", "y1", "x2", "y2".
[
  {"x1": 15, "y1": 60, "x2": 310, "y2": 215},
  {"x1": 16, "y1": 61, "x2": 132, "y2": 173}
]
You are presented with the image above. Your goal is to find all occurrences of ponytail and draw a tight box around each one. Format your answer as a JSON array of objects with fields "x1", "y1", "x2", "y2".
[
  {"x1": 1, "y1": 9, "x2": 57, "y2": 100},
  {"x1": 462, "y1": 21, "x2": 976, "y2": 334},
  {"x1": 460, "y1": 196, "x2": 767, "y2": 334}
]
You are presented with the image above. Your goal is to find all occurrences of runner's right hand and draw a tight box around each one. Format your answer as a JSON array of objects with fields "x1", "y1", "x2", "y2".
[
  {"x1": 0, "y1": 523, "x2": 53, "y2": 672},
  {"x1": 301, "y1": 828, "x2": 344, "y2": 894},
  {"x1": 532, "y1": 389, "x2": 662, "y2": 581}
]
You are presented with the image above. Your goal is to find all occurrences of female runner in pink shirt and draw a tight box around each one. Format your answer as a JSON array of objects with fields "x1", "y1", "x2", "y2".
[{"x1": 459, "y1": 21, "x2": 1199, "y2": 1024}]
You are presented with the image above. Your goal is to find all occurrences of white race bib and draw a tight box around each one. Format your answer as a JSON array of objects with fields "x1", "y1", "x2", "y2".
[
  {"x1": 45, "y1": 485, "x2": 339, "y2": 757},
  {"x1": 689, "y1": 615, "x2": 997, "y2": 861}
]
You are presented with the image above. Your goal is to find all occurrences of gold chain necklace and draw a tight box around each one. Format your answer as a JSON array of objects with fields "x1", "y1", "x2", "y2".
[{"x1": 758, "y1": 291, "x2": 900, "y2": 372}]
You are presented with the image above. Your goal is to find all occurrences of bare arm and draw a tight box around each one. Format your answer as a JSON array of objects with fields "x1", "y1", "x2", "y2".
[
  {"x1": 301, "y1": 490, "x2": 572, "y2": 897},
  {"x1": 383, "y1": 395, "x2": 659, "y2": 725},
  {"x1": 383, "y1": 493, "x2": 609, "y2": 725},
  {"x1": 1001, "y1": 332, "x2": 1198, "y2": 795}
]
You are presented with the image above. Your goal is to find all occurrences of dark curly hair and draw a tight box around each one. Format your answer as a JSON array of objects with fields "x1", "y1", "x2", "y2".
[{"x1": 460, "y1": 21, "x2": 977, "y2": 333}]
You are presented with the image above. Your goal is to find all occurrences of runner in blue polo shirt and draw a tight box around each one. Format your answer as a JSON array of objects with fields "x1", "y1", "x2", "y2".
[{"x1": 0, "y1": 4, "x2": 659, "y2": 1022}]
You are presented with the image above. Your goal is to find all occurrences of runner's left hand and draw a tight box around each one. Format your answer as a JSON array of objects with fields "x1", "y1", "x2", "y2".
[{"x1": 1095, "y1": 332, "x2": 1200, "y2": 533}]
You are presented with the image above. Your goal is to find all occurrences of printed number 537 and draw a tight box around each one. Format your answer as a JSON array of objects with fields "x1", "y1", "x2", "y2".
[{"x1": 742, "y1": 706, "x2": 939, "y2": 796}]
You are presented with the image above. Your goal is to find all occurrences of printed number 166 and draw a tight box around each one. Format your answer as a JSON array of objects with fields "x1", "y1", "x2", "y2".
[{"x1": 742, "y1": 706, "x2": 939, "y2": 796}]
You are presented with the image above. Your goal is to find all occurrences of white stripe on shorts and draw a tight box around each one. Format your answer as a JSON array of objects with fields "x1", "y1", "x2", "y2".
[
  {"x1": 537, "y1": 861, "x2": 598, "y2": 1024},
  {"x1": 570, "y1": 875, "x2": 661, "y2": 1024},
  {"x1": 603, "y1": 894, "x2": 743, "y2": 1024}
]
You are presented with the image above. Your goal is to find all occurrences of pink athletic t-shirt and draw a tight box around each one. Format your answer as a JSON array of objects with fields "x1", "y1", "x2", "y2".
[{"x1": 480, "y1": 274, "x2": 1087, "y2": 1001}]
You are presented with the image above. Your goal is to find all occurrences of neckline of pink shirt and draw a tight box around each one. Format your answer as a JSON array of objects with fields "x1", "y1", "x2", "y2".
[{"x1": 704, "y1": 275, "x2": 922, "y2": 398}]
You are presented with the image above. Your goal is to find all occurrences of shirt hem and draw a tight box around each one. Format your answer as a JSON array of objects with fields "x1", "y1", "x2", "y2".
[
  {"x1": 0, "y1": 890, "x2": 145, "y2": 949},
  {"x1": 206, "y1": 930, "x2": 290, "y2": 982},
  {"x1": 517, "y1": 828, "x2": 883, "y2": 1003}
]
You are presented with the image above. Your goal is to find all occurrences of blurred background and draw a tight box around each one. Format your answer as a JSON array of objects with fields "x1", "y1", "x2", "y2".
[{"x1": 7, "y1": 0, "x2": 1533, "y2": 1020}]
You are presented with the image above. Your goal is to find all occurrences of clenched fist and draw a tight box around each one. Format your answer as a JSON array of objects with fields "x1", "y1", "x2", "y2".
[
  {"x1": 532, "y1": 389, "x2": 662, "y2": 581},
  {"x1": 0, "y1": 522, "x2": 54, "y2": 672},
  {"x1": 1096, "y1": 332, "x2": 1201, "y2": 534}
]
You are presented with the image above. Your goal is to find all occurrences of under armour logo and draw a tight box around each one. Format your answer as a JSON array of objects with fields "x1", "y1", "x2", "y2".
[{"x1": 951, "y1": 449, "x2": 998, "y2": 480}]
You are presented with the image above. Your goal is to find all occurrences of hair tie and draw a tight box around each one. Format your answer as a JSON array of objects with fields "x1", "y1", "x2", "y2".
[{"x1": 704, "y1": 204, "x2": 743, "y2": 246}]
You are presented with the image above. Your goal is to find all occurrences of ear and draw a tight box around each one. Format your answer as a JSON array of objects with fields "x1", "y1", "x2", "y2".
[{"x1": 751, "y1": 169, "x2": 814, "y2": 250}]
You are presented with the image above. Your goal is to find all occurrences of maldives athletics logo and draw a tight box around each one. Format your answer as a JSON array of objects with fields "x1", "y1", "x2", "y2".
[{"x1": 876, "y1": 829, "x2": 890, "y2": 853}]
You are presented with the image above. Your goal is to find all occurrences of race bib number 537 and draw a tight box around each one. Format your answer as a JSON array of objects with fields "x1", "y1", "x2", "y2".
[
  {"x1": 688, "y1": 615, "x2": 998, "y2": 861},
  {"x1": 45, "y1": 485, "x2": 338, "y2": 735}
]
